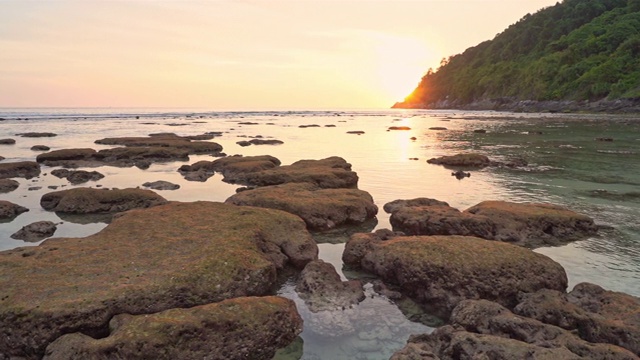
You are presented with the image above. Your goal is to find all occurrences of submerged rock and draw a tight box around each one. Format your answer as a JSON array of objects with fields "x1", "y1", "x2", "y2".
[
  {"x1": 43, "y1": 296, "x2": 302, "y2": 360},
  {"x1": 0, "y1": 200, "x2": 29, "y2": 220},
  {"x1": 51, "y1": 169, "x2": 104, "y2": 184},
  {"x1": 225, "y1": 182, "x2": 377, "y2": 230},
  {"x1": 296, "y1": 260, "x2": 365, "y2": 312},
  {"x1": 343, "y1": 233, "x2": 567, "y2": 318},
  {"x1": 384, "y1": 198, "x2": 598, "y2": 247},
  {"x1": 17, "y1": 132, "x2": 57, "y2": 137},
  {"x1": 0, "y1": 179, "x2": 20, "y2": 193},
  {"x1": 40, "y1": 187, "x2": 167, "y2": 214},
  {"x1": 0, "y1": 202, "x2": 317, "y2": 358},
  {"x1": 10, "y1": 221, "x2": 57, "y2": 242},
  {"x1": 427, "y1": 153, "x2": 490, "y2": 168},
  {"x1": 31, "y1": 145, "x2": 50, "y2": 151},
  {"x1": 142, "y1": 180, "x2": 180, "y2": 190},
  {"x1": 0, "y1": 161, "x2": 41, "y2": 179}
]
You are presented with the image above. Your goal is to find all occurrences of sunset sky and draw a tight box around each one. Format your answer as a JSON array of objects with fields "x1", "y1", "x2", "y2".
[{"x1": 1, "y1": 0, "x2": 559, "y2": 109}]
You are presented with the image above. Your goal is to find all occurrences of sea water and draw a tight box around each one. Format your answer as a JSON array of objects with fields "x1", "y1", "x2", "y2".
[{"x1": 0, "y1": 108, "x2": 638, "y2": 359}]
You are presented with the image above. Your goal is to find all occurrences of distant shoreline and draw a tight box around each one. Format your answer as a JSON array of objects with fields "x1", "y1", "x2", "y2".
[{"x1": 393, "y1": 98, "x2": 640, "y2": 114}]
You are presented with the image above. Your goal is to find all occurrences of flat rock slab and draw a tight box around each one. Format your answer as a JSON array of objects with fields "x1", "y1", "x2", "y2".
[
  {"x1": 0, "y1": 179, "x2": 19, "y2": 193},
  {"x1": 0, "y1": 201, "x2": 317, "y2": 358},
  {"x1": 179, "y1": 155, "x2": 280, "y2": 182},
  {"x1": 0, "y1": 161, "x2": 41, "y2": 179},
  {"x1": 385, "y1": 198, "x2": 598, "y2": 247},
  {"x1": 142, "y1": 180, "x2": 180, "y2": 190},
  {"x1": 226, "y1": 182, "x2": 378, "y2": 230},
  {"x1": 10, "y1": 221, "x2": 57, "y2": 242},
  {"x1": 50, "y1": 169, "x2": 104, "y2": 184},
  {"x1": 43, "y1": 296, "x2": 302, "y2": 360},
  {"x1": 0, "y1": 200, "x2": 29, "y2": 220},
  {"x1": 94, "y1": 135, "x2": 223, "y2": 155},
  {"x1": 17, "y1": 132, "x2": 57, "y2": 137},
  {"x1": 427, "y1": 153, "x2": 491, "y2": 168},
  {"x1": 40, "y1": 187, "x2": 167, "y2": 214},
  {"x1": 37, "y1": 147, "x2": 190, "y2": 169},
  {"x1": 343, "y1": 233, "x2": 567, "y2": 318},
  {"x1": 31, "y1": 145, "x2": 50, "y2": 151}
]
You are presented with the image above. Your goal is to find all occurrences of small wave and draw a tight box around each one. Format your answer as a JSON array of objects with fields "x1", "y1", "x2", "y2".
[{"x1": 596, "y1": 150, "x2": 637, "y2": 155}]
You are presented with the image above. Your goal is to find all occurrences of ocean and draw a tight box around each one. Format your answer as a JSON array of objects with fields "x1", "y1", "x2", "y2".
[{"x1": 1, "y1": 108, "x2": 638, "y2": 359}]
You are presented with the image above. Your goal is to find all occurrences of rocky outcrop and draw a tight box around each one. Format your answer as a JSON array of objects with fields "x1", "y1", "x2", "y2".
[
  {"x1": 37, "y1": 147, "x2": 190, "y2": 169},
  {"x1": 0, "y1": 179, "x2": 19, "y2": 193},
  {"x1": 0, "y1": 201, "x2": 317, "y2": 358},
  {"x1": 384, "y1": 198, "x2": 598, "y2": 247},
  {"x1": 296, "y1": 260, "x2": 365, "y2": 312},
  {"x1": 142, "y1": 180, "x2": 180, "y2": 190},
  {"x1": 50, "y1": 169, "x2": 104, "y2": 184},
  {"x1": 236, "y1": 139, "x2": 284, "y2": 146},
  {"x1": 391, "y1": 299, "x2": 637, "y2": 360},
  {"x1": 0, "y1": 138, "x2": 16, "y2": 145},
  {"x1": 0, "y1": 161, "x2": 41, "y2": 179},
  {"x1": 226, "y1": 182, "x2": 377, "y2": 230},
  {"x1": 40, "y1": 188, "x2": 168, "y2": 214},
  {"x1": 343, "y1": 233, "x2": 567, "y2": 318},
  {"x1": 43, "y1": 296, "x2": 302, "y2": 360},
  {"x1": 94, "y1": 134, "x2": 222, "y2": 155},
  {"x1": 0, "y1": 200, "x2": 29, "y2": 220},
  {"x1": 17, "y1": 132, "x2": 57, "y2": 137},
  {"x1": 427, "y1": 153, "x2": 491, "y2": 168},
  {"x1": 514, "y1": 283, "x2": 640, "y2": 356},
  {"x1": 179, "y1": 155, "x2": 280, "y2": 182},
  {"x1": 10, "y1": 221, "x2": 57, "y2": 242}
]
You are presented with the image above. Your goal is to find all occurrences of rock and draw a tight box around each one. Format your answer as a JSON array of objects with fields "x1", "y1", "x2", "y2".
[
  {"x1": 296, "y1": 260, "x2": 365, "y2": 312},
  {"x1": 299, "y1": 124, "x2": 320, "y2": 128},
  {"x1": 0, "y1": 200, "x2": 29, "y2": 219},
  {"x1": 142, "y1": 180, "x2": 180, "y2": 190},
  {"x1": 94, "y1": 135, "x2": 223, "y2": 155},
  {"x1": 515, "y1": 283, "x2": 640, "y2": 356},
  {"x1": 225, "y1": 182, "x2": 377, "y2": 230},
  {"x1": 40, "y1": 187, "x2": 168, "y2": 214},
  {"x1": 429, "y1": 127, "x2": 447, "y2": 130},
  {"x1": 595, "y1": 137, "x2": 614, "y2": 141},
  {"x1": 51, "y1": 169, "x2": 104, "y2": 184},
  {"x1": 342, "y1": 234, "x2": 567, "y2": 318},
  {"x1": 388, "y1": 126, "x2": 411, "y2": 130},
  {"x1": 247, "y1": 139, "x2": 284, "y2": 145},
  {"x1": 384, "y1": 199, "x2": 598, "y2": 247},
  {"x1": 37, "y1": 147, "x2": 190, "y2": 168},
  {"x1": 36, "y1": 148, "x2": 97, "y2": 164},
  {"x1": 16, "y1": 132, "x2": 57, "y2": 137},
  {"x1": 0, "y1": 138, "x2": 16, "y2": 145},
  {"x1": 0, "y1": 201, "x2": 317, "y2": 358},
  {"x1": 28, "y1": 186, "x2": 42, "y2": 191},
  {"x1": 473, "y1": 129, "x2": 487, "y2": 133},
  {"x1": 238, "y1": 121, "x2": 259, "y2": 125},
  {"x1": 410, "y1": 136, "x2": 417, "y2": 140},
  {"x1": 31, "y1": 145, "x2": 50, "y2": 151},
  {"x1": 43, "y1": 296, "x2": 302, "y2": 360},
  {"x1": 0, "y1": 179, "x2": 19, "y2": 193},
  {"x1": 236, "y1": 140, "x2": 251, "y2": 147},
  {"x1": 427, "y1": 153, "x2": 490, "y2": 168},
  {"x1": 0, "y1": 161, "x2": 41, "y2": 179},
  {"x1": 451, "y1": 170, "x2": 470, "y2": 179},
  {"x1": 179, "y1": 155, "x2": 281, "y2": 182},
  {"x1": 10, "y1": 221, "x2": 57, "y2": 242},
  {"x1": 347, "y1": 131, "x2": 365, "y2": 135}
]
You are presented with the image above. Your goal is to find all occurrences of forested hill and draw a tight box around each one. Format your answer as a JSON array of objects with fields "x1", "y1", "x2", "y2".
[{"x1": 393, "y1": 0, "x2": 640, "y2": 112}]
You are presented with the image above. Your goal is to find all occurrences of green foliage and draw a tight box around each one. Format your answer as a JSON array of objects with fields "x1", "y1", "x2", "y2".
[{"x1": 397, "y1": 0, "x2": 640, "y2": 107}]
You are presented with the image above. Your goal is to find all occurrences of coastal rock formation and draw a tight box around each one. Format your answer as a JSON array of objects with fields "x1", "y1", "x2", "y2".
[
  {"x1": 427, "y1": 153, "x2": 491, "y2": 168},
  {"x1": 225, "y1": 182, "x2": 378, "y2": 230},
  {"x1": 10, "y1": 221, "x2": 57, "y2": 242},
  {"x1": 40, "y1": 187, "x2": 167, "y2": 214},
  {"x1": 0, "y1": 200, "x2": 29, "y2": 220},
  {"x1": 391, "y1": 299, "x2": 637, "y2": 360},
  {"x1": 0, "y1": 201, "x2": 317, "y2": 358},
  {"x1": 0, "y1": 179, "x2": 20, "y2": 193},
  {"x1": 0, "y1": 138, "x2": 16, "y2": 145},
  {"x1": 514, "y1": 283, "x2": 640, "y2": 356},
  {"x1": 0, "y1": 161, "x2": 41, "y2": 179},
  {"x1": 43, "y1": 296, "x2": 302, "y2": 360},
  {"x1": 37, "y1": 147, "x2": 190, "y2": 168},
  {"x1": 296, "y1": 260, "x2": 365, "y2": 312},
  {"x1": 94, "y1": 134, "x2": 223, "y2": 155},
  {"x1": 342, "y1": 233, "x2": 567, "y2": 318},
  {"x1": 384, "y1": 198, "x2": 598, "y2": 247},
  {"x1": 179, "y1": 155, "x2": 280, "y2": 182},
  {"x1": 50, "y1": 169, "x2": 104, "y2": 184},
  {"x1": 142, "y1": 180, "x2": 180, "y2": 190}
]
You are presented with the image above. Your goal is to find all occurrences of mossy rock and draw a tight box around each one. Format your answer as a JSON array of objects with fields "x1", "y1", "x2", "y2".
[
  {"x1": 343, "y1": 234, "x2": 567, "y2": 318},
  {"x1": 427, "y1": 153, "x2": 491, "y2": 168},
  {"x1": 95, "y1": 136, "x2": 222, "y2": 154},
  {"x1": 226, "y1": 182, "x2": 378, "y2": 230},
  {"x1": 43, "y1": 296, "x2": 303, "y2": 360},
  {"x1": 40, "y1": 187, "x2": 168, "y2": 214},
  {"x1": 0, "y1": 201, "x2": 317, "y2": 358},
  {"x1": 0, "y1": 161, "x2": 41, "y2": 179},
  {"x1": 179, "y1": 155, "x2": 280, "y2": 182}
]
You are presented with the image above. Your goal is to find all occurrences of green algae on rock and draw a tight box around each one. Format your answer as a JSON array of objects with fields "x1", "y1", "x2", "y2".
[
  {"x1": 0, "y1": 201, "x2": 317, "y2": 358},
  {"x1": 343, "y1": 233, "x2": 567, "y2": 319},
  {"x1": 40, "y1": 187, "x2": 168, "y2": 214},
  {"x1": 43, "y1": 296, "x2": 303, "y2": 360}
]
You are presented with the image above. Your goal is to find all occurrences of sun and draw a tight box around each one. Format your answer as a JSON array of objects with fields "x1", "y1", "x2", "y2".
[{"x1": 373, "y1": 35, "x2": 436, "y2": 103}]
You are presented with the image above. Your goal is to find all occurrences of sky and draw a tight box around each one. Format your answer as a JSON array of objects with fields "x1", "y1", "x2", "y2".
[{"x1": 0, "y1": 0, "x2": 560, "y2": 110}]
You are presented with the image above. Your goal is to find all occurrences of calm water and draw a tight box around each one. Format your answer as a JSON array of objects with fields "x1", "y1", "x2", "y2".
[{"x1": 1, "y1": 108, "x2": 639, "y2": 359}]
